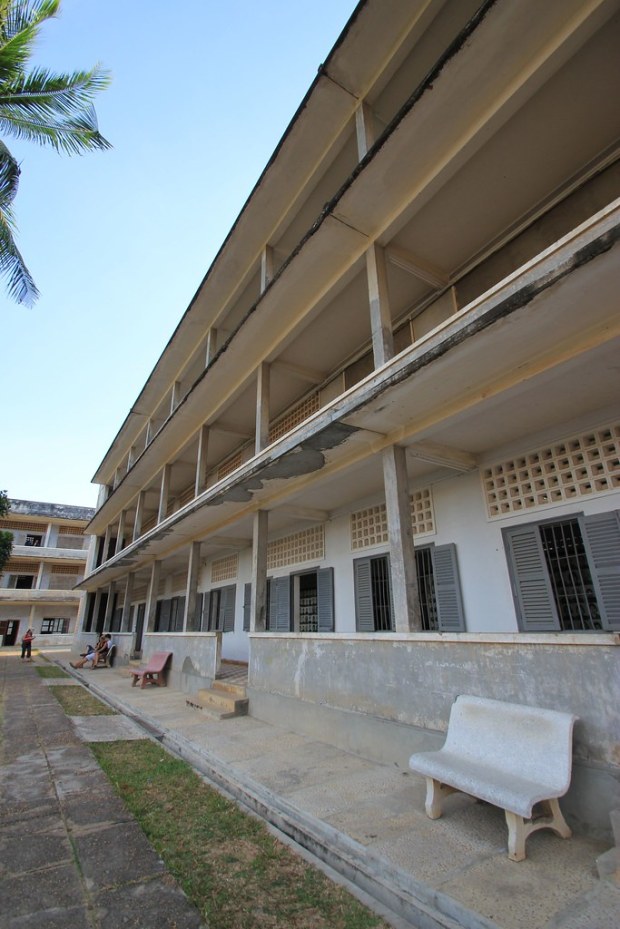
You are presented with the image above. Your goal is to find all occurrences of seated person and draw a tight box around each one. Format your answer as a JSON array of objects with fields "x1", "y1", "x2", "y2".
[
  {"x1": 71, "y1": 634, "x2": 112, "y2": 670},
  {"x1": 80, "y1": 633, "x2": 106, "y2": 661}
]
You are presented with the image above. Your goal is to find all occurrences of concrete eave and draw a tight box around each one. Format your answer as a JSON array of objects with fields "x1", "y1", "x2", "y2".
[
  {"x1": 81, "y1": 203, "x2": 620, "y2": 588},
  {"x1": 91, "y1": 0, "x2": 449, "y2": 484}
]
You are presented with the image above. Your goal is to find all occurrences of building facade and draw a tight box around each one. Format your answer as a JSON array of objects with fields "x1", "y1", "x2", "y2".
[
  {"x1": 78, "y1": 0, "x2": 620, "y2": 836},
  {"x1": 0, "y1": 499, "x2": 94, "y2": 647}
]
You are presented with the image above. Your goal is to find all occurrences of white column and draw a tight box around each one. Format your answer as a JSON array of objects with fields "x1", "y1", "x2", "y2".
[
  {"x1": 145, "y1": 561, "x2": 161, "y2": 634},
  {"x1": 250, "y1": 510, "x2": 268, "y2": 632},
  {"x1": 158, "y1": 464, "x2": 171, "y2": 523},
  {"x1": 383, "y1": 445, "x2": 422, "y2": 632},
  {"x1": 205, "y1": 327, "x2": 218, "y2": 366},
  {"x1": 366, "y1": 243, "x2": 394, "y2": 367},
  {"x1": 103, "y1": 582, "x2": 115, "y2": 631},
  {"x1": 133, "y1": 491, "x2": 145, "y2": 541},
  {"x1": 115, "y1": 510, "x2": 126, "y2": 555},
  {"x1": 170, "y1": 381, "x2": 180, "y2": 414},
  {"x1": 195, "y1": 425, "x2": 210, "y2": 497},
  {"x1": 121, "y1": 573, "x2": 134, "y2": 632},
  {"x1": 255, "y1": 363, "x2": 270, "y2": 454},
  {"x1": 260, "y1": 245, "x2": 274, "y2": 293},
  {"x1": 183, "y1": 542, "x2": 202, "y2": 632},
  {"x1": 355, "y1": 102, "x2": 376, "y2": 158},
  {"x1": 102, "y1": 525, "x2": 113, "y2": 563}
]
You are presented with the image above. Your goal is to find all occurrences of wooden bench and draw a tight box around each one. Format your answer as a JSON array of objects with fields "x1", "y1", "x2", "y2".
[
  {"x1": 129, "y1": 651, "x2": 172, "y2": 689},
  {"x1": 408, "y1": 695, "x2": 577, "y2": 861},
  {"x1": 95, "y1": 643, "x2": 116, "y2": 668}
]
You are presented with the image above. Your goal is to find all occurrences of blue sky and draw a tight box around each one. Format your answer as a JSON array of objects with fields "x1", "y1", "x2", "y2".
[{"x1": 2, "y1": 0, "x2": 354, "y2": 508}]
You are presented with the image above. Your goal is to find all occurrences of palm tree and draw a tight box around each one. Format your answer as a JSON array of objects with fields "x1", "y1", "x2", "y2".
[{"x1": 0, "y1": 0, "x2": 110, "y2": 306}]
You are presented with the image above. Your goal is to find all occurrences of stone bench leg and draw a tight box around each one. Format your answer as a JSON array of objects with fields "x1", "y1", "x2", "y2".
[
  {"x1": 505, "y1": 798, "x2": 572, "y2": 861},
  {"x1": 423, "y1": 777, "x2": 459, "y2": 819}
]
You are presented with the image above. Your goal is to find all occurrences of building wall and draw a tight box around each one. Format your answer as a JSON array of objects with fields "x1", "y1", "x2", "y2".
[{"x1": 247, "y1": 632, "x2": 620, "y2": 838}]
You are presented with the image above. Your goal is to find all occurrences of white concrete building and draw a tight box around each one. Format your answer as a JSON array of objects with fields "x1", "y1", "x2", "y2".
[
  {"x1": 0, "y1": 499, "x2": 94, "y2": 647},
  {"x1": 78, "y1": 0, "x2": 620, "y2": 837}
]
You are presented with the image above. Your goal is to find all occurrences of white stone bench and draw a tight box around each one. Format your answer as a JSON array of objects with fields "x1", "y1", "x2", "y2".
[{"x1": 408, "y1": 695, "x2": 577, "y2": 861}]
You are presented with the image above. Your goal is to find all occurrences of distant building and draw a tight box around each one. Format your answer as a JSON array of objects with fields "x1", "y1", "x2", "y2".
[
  {"x1": 0, "y1": 499, "x2": 94, "y2": 646},
  {"x1": 78, "y1": 0, "x2": 619, "y2": 837}
]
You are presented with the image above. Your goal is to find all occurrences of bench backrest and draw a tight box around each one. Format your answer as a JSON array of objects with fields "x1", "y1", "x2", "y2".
[
  {"x1": 444, "y1": 695, "x2": 577, "y2": 792},
  {"x1": 145, "y1": 651, "x2": 172, "y2": 672}
]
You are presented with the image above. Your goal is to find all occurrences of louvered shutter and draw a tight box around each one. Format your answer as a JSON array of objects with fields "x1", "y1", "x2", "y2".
[
  {"x1": 504, "y1": 525, "x2": 560, "y2": 631},
  {"x1": 189, "y1": 592, "x2": 202, "y2": 632},
  {"x1": 354, "y1": 558, "x2": 375, "y2": 632},
  {"x1": 243, "y1": 583, "x2": 251, "y2": 632},
  {"x1": 159, "y1": 598, "x2": 172, "y2": 632},
  {"x1": 270, "y1": 576, "x2": 291, "y2": 631},
  {"x1": 176, "y1": 596, "x2": 186, "y2": 631},
  {"x1": 201, "y1": 591, "x2": 211, "y2": 631},
  {"x1": 583, "y1": 511, "x2": 620, "y2": 631},
  {"x1": 433, "y1": 544, "x2": 466, "y2": 631},
  {"x1": 317, "y1": 568, "x2": 334, "y2": 632},
  {"x1": 221, "y1": 585, "x2": 236, "y2": 632}
]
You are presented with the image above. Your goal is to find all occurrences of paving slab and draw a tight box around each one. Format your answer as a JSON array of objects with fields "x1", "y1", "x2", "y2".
[{"x1": 0, "y1": 655, "x2": 208, "y2": 929}]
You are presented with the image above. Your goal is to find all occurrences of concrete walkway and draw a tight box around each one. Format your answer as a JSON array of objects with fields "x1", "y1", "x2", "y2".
[
  {"x1": 3, "y1": 650, "x2": 618, "y2": 929},
  {"x1": 0, "y1": 653, "x2": 206, "y2": 929}
]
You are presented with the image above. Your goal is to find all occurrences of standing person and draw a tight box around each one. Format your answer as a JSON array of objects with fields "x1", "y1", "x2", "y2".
[{"x1": 21, "y1": 628, "x2": 34, "y2": 661}]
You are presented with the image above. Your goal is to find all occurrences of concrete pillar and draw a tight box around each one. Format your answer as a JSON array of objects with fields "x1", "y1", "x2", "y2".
[
  {"x1": 260, "y1": 245, "x2": 274, "y2": 293},
  {"x1": 44, "y1": 522, "x2": 59, "y2": 547},
  {"x1": 115, "y1": 510, "x2": 126, "y2": 555},
  {"x1": 92, "y1": 589, "x2": 103, "y2": 633},
  {"x1": 366, "y1": 243, "x2": 394, "y2": 367},
  {"x1": 158, "y1": 464, "x2": 171, "y2": 523},
  {"x1": 383, "y1": 445, "x2": 422, "y2": 632},
  {"x1": 250, "y1": 510, "x2": 268, "y2": 632},
  {"x1": 102, "y1": 525, "x2": 113, "y2": 563},
  {"x1": 195, "y1": 425, "x2": 210, "y2": 497},
  {"x1": 255, "y1": 363, "x2": 270, "y2": 454},
  {"x1": 205, "y1": 327, "x2": 218, "y2": 366},
  {"x1": 103, "y1": 582, "x2": 115, "y2": 631},
  {"x1": 183, "y1": 542, "x2": 202, "y2": 632},
  {"x1": 170, "y1": 381, "x2": 180, "y2": 414},
  {"x1": 121, "y1": 572, "x2": 134, "y2": 632},
  {"x1": 355, "y1": 102, "x2": 376, "y2": 158},
  {"x1": 133, "y1": 491, "x2": 145, "y2": 541},
  {"x1": 145, "y1": 561, "x2": 161, "y2": 634}
]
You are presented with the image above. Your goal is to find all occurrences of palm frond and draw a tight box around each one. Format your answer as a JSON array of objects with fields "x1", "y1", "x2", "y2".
[
  {"x1": 0, "y1": 1, "x2": 59, "y2": 83},
  {"x1": 0, "y1": 139, "x2": 20, "y2": 215},
  {"x1": 0, "y1": 64, "x2": 112, "y2": 151},
  {"x1": 0, "y1": 202, "x2": 38, "y2": 305}
]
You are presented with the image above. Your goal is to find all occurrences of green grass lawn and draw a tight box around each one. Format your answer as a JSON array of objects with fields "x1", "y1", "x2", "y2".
[{"x1": 45, "y1": 675, "x2": 389, "y2": 928}]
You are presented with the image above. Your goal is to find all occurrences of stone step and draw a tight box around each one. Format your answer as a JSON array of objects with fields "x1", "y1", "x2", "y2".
[
  {"x1": 212, "y1": 679, "x2": 247, "y2": 697},
  {"x1": 186, "y1": 686, "x2": 249, "y2": 719}
]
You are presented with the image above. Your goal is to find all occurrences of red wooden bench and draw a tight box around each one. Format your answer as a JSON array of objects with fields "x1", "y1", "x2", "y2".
[{"x1": 129, "y1": 651, "x2": 172, "y2": 689}]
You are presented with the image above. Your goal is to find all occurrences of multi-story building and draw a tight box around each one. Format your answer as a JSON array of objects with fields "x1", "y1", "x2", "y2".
[
  {"x1": 0, "y1": 499, "x2": 94, "y2": 647},
  {"x1": 78, "y1": 0, "x2": 620, "y2": 837}
]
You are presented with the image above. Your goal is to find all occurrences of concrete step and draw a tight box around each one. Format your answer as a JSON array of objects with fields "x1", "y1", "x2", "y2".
[
  {"x1": 212, "y1": 679, "x2": 247, "y2": 697},
  {"x1": 186, "y1": 686, "x2": 249, "y2": 719}
]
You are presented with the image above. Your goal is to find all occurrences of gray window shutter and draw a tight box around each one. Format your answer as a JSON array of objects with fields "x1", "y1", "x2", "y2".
[
  {"x1": 201, "y1": 591, "x2": 211, "y2": 632},
  {"x1": 243, "y1": 583, "x2": 251, "y2": 632},
  {"x1": 354, "y1": 558, "x2": 375, "y2": 632},
  {"x1": 270, "y1": 576, "x2": 291, "y2": 631},
  {"x1": 176, "y1": 596, "x2": 186, "y2": 631},
  {"x1": 504, "y1": 524, "x2": 560, "y2": 631},
  {"x1": 583, "y1": 511, "x2": 620, "y2": 631},
  {"x1": 317, "y1": 567, "x2": 334, "y2": 632},
  {"x1": 221, "y1": 585, "x2": 236, "y2": 633},
  {"x1": 159, "y1": 598, "x2": 172, "y2": 632},
  {"x1": 189, "y1": 592, "x2": 203, "y2": 632},
  {"x1": 432, "y1": 544, "x2": 466, "y2": 631}
]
